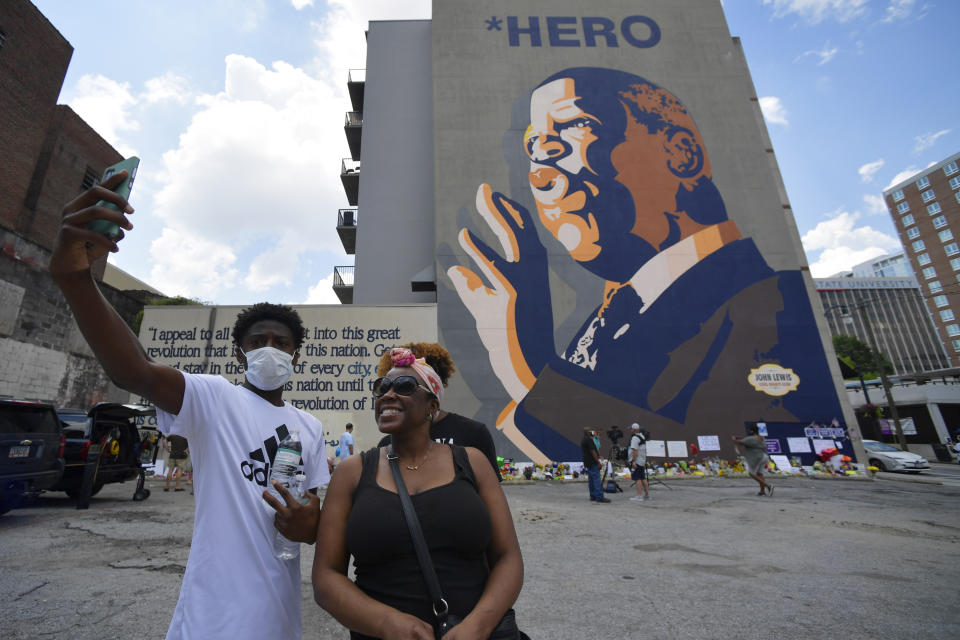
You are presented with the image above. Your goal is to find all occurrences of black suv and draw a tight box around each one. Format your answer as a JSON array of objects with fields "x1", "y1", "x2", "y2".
[
  {"x1": 52, "y1": 403, "x2": 159, "y2": 502},
  {"x1": 0, "y1": 399, "x2": 65, "y2": 515}
]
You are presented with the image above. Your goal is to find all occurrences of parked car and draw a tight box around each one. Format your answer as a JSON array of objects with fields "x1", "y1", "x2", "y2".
[
  {"x1": 0, "y1": 399, "x2": 65, "y2": 515},
  {"x1": 52, "y1": 403, "x2": 160, "y2": 501},
  {"x1": 862, "y1": 439, "x2": 931, "y2": 472}
]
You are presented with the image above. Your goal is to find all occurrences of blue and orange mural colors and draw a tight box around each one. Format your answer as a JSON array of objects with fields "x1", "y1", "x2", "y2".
[{"x1": 446, "y1": 67, "x2": 846, "y2": 464}]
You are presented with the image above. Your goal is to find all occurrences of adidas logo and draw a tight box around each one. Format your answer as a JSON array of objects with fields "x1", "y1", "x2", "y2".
[{"x1": 238, "y1": 424, "x2": 304, "y2": 486}]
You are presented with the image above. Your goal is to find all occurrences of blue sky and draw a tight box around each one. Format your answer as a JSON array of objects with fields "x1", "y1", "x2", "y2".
[{"x1": 32, "y1": 0, "x2": 958, "y2": 303}]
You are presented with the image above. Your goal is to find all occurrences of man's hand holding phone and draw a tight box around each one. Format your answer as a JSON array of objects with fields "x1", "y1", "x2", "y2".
[{"x1": 49, "y1": 160, "x2": 136, "y2": 280}]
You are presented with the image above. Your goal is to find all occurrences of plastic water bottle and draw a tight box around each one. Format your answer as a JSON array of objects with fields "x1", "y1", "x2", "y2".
[
  {"x1": 267, "y1": 430, "x2": 307, "y2": 560},
  {"x1": 274, "y1": 472, "x2": 308, "y2": 560}
]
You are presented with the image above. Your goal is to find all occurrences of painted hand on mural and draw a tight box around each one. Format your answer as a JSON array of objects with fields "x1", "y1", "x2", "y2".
[{"x1": 447, "y1": 184, "x2": 555, "y2": 403}]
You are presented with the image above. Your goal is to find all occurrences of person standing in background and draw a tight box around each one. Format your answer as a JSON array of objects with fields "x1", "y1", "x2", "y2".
[
  {"x1": 581, "y1": 428, "x2": 609, "y2": 504},
  {"x1": 733, "y1": 425, "x2": 772, "y2": 496},
  {"x1": 164, "y1": 434, "x2": 189, "y2": 492},
  {"x1": 339, "y1": 424, "x2": 355, "y2": 459},
  {"x1": 628, "y1": 424, "x2": 650, "y2": 503}
]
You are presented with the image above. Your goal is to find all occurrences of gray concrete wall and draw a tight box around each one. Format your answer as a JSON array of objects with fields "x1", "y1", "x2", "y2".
[{"x1": 353, "y1": 20, "x2": 436, "y2": 305}]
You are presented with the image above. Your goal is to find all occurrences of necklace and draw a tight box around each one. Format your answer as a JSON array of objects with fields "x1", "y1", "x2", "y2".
[{"x1": 403, "y1": 442, "x2": 435, "y2": 471}]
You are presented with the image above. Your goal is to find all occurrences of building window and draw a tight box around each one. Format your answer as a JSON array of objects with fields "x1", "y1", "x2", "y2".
[
  {"x1": 953, "y1": 339, "x2": 960, "y2": 351},
  {"x1": 951, "y1": 258, "x2": 960, "y2": 271},
  {"x1": 947, "y1": 324, "x2": 960, "y2": 337},
  {"x1": 922, "y1": 266, "x2": 937, "y2": 279},
  {"x1": 956, "y1": 192, "x2": 960, "y2": 204},
  {"x1": 897, "y1": 201, "x2": 910, "y2": 214},
  {"x1": 921, "y1": 189, "x2": 936, "y2": 203},
  {"x1": 941, "y1": 309, "x2": 955, "y2": 322},
  {"x1": 929, "y1": 280, "x2": 943, "y2": 293},
  {"x1": 80, "y1": 166, "x2": 98, "y2": 191},
  {"x1": 928, "y1": 202, "x2": 942, "y2": 215},
  {"x1": 912, "y1": 239, "x2": 926, "y2": 252},
  {"x1": 934, "y1": 295, "x2": 949, "y2": 308},
  {"x1": 946, "y1": 243, "x2": 960, "y2": 256},
  {"x1": 902, "y1": 213, "x2": 916, "y2": 227},
  {"x1": 892, "y1": 188, "x2": 905, "y2": 202},
  {"x1": 933, "y1": 215, "x2": 947, "y2": 228},
  {"x1": 945, "y1": 161, "x2": 959, "y2": 176},
  {"x1": 907, "y1": 227, "x2": 920, "y2": 239},
  {"x1": 950, "y1": 176, "x2": 960, "y2": 190},
  {"x1": 918, "y1": 253, "x2": 932, "y2": 265},
  {"x1": 939, "y1": 229, "x2": 955, "y2": 242},
  {"x1": 917, "y1": 176, "x2": 931, "y2": 189}
]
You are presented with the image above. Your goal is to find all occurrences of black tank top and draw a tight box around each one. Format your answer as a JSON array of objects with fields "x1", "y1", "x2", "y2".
[{"x1": 346, "y1": 446, "x2": 492, "y2": 638}]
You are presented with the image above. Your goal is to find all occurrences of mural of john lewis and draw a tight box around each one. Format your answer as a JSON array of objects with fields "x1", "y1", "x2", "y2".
[{"x1": 447, "y1": 67, "x2": 843, "y2": 463}]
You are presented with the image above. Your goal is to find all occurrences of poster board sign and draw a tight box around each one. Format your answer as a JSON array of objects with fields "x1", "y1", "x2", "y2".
[
  {"x1": 879, "y1": 417, "x2": 917, "y2": 435},
  {"x1": 812, "y1": 439, "x2": 836, "y2": 454},
  {"x1": 667, "y1": 440, "x2": 687, "y2": 458},
  {"x1": 787, "y1": 437, "x2": 812, "y2": 453},
  {"x1": 769, "y1": 454, "x2": 794, "y2": 473},
  {"x1": 765, "y1": 439, "x2": 782, "y2": 454},
  {"x1": 697, "y1": 435, "x2": 721, "y2": 451},
  {"x1": 646, "y1": 440, "x2": 666, "y2": 457}
]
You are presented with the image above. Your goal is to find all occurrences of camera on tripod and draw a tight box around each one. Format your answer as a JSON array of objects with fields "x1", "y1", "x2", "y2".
[{"x1": 605, "y1": 425, "x2": 629, "y2": 463}]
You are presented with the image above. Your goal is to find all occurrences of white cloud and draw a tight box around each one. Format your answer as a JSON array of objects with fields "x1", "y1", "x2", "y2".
[
  {"x1": 301, "y1": 274, "x2": 341, "y2": 304},
  {"x1": 291, "y1": 0, "x2": 314, "y2": 9},
  {"x1": 149, "y1": 228, "x2": 239, "y2": 299},
  {"x1": 797, "y1": 42, "x2": 839, "y2": 65},
  {"x1": 761, "y1": 0, "x2": 870, "y2": 24},
  {"x1": 141, "y1": 72, "x2": 192, "y2": 105},
  {"x1": 884, "y1": 166, "x2": 921, "y2": 190},
  {"x1": 862, "y1": 193, "x2": 887, "y2": 215},
  {"x1": 882, "y1": 0, "x2": 917, "y2": 23},
  {"x1": 759, "y1": 96, "x2": 789, "y2": 126},
  {"x1": 914, "y1": 129, "x2": 951, "y2": 153},
  {"x1": 149, "y1": 54, "x2": 348, "y2": 295},
  {"x1": 801, "y1": 209, "x2": 901, "y2": 277},
  {"x1": 67, "y1": 74, "x2": 139, "y2": 157},
  {"x1": 858, "y1": 159, "x2": 884, "y2": 182}
]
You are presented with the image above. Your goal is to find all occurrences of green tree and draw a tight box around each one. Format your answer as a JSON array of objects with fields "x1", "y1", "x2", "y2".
[
  {"x1": 832, "y1": 334, "x2": 892, "y2": 379},
  {"x1": 133, "y1": 295, "x2": 204, "y2": 336}
]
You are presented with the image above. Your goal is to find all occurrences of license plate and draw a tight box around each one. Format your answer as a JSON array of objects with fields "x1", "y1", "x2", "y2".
[{"x1": 8, "y1": 445, "x2": 30, "y2": 458}]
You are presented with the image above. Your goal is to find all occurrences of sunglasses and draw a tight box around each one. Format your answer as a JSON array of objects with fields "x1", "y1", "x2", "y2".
[{"x1": 372, "y1": 375, "x2": 434, "y2": 398}]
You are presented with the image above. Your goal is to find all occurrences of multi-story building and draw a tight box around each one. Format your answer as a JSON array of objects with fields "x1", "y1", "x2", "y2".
[
  {"x1": 330, "y1": 0, "x2": 860, "y2": 465},
  {"x1": 884, "y1": 151, "x2": 960, "y2": 366},
  {"x1": 849, "y1": 252, "x2": 914, "y2": 279},
  {"x1": 814, "y1": 276, "x2": 948, "y2": 375},
  {"x1": 0, "y1": 0, "x2": 146, "y2": 406}
]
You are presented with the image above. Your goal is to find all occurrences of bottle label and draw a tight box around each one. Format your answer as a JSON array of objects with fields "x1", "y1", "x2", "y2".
[{"x1": 275, "y1": 448, "x2": 300, "y2": 470}]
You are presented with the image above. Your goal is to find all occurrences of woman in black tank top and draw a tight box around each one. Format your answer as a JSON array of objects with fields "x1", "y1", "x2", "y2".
[{"x1": 312, "y1": 348, "x2": 524, "y2": 639}]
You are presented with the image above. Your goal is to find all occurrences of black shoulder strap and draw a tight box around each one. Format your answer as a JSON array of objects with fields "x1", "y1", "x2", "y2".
[{"x1": 386, "y1": 444, "x2": 450, "y2": 623}]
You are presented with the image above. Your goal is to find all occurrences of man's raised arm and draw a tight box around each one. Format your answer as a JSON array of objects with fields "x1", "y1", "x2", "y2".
[{"x1": 50, "y1": 171, "x2": 185, "y2": 414}]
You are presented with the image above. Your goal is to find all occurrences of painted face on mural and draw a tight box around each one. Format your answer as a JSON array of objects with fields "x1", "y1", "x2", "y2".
[{"x1": 524, "y1": 74, "x2": 713, "y2": 282}]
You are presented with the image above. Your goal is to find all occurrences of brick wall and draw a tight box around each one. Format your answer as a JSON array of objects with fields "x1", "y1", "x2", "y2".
[
  {"x1": 0, "y1": 230, "x2": 145, "y2": 407},
  {"x1": 0, "y1": 0, "x2": 72, "y2": 229}
]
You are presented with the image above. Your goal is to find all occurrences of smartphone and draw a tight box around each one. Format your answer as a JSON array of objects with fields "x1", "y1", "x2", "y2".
[{"x1": 88, "y1": 156, "x2": 140, "y2": 239}]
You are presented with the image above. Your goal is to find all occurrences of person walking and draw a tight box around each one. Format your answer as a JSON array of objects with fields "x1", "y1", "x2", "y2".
[
  {"x1": 339, "y1": 423, "x2": 355, "y2": 459},
  {"x1": 628, "y1": 424, "x2": 650, "y2": 502},
  {"x1": 164, "y1": 434, "x2": 189, "y2": 492},
  {"x1": 581, "y1": 428, "x2": 609, "y2": 503},
  {"x1": 733, "y1": 426, "x2": 772, "y2": 496}
]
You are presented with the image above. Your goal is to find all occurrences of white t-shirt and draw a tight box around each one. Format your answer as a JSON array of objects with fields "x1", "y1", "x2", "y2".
[
  {"x1": 157, "y1": 372, "x2": 329, "y2": 640},
  {"x1": 339, "y1": 431, "x2": 355, "y2": 457},
  {"x1": 629, "y1": 434, "x2": 647, "y2": 465}
]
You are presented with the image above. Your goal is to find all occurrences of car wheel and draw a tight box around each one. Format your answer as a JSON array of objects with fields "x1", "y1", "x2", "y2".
[{"x1": 869, "y1": 458, "x2": 886, "y2": 472}]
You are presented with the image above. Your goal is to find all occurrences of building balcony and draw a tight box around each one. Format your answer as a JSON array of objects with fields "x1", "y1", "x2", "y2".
[
  {"x1": 345, "y1": 111, "x2": 362, "y2": 161},
  {"x1": 347, "y1": 68, "x2": 365, "y2": 112},
  {"x1": 337, "y1": 208, "x2": 357, "y2": 255},
  {"x1": 333, "y1": 265, "x2": 354, "y2": 304},
  {"x1": 341, "y1": 158, "x2": 360, "y2": 206}
]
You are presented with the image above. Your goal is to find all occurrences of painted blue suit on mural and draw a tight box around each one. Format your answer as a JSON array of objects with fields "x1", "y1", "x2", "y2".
[{"x1": 448, "y1": 68, "x2": 843, "y2": 463}]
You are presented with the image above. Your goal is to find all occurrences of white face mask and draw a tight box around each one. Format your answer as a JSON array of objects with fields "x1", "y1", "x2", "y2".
[{"x1": 240, "y1": 346, "x2": 294, "y2": 391}]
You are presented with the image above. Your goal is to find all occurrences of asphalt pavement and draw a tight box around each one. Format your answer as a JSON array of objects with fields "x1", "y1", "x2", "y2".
[{"x1": 1, "y1": 471, "x2": 958, "y2": 639}]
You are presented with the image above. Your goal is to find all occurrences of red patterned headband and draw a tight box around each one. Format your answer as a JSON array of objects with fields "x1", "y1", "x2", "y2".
[{"x1": 390, "y1": 347, "x2": 443, "y2": 404}]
